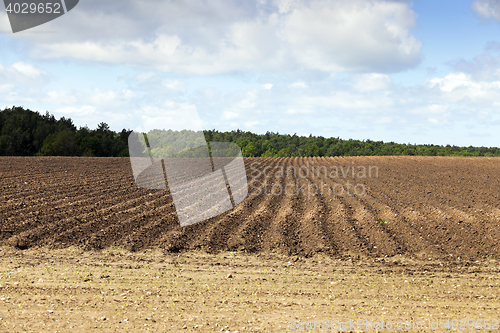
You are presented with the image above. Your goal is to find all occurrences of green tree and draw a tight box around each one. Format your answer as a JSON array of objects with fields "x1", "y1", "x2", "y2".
[
  {"x1": 276, "y1": 147, "x2": 291, "y2": 157},
  {"x1": 261, "y1": 149, "x2": 276, "y2": 157},
  {"x1": 242, "y1": 143, "x2": 257, "y2": 157},
  {"x1": 41, "y1": 131, "x2": 78, "y2": 156}
]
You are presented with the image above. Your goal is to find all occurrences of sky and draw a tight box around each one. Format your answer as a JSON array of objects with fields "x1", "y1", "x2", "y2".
[{"x1": 2, "y1": 0, "x2": 500, "y2": 146}]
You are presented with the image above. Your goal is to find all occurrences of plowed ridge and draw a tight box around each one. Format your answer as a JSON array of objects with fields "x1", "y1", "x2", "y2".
[{"x1": 1, "y1": 156, "x2": 499, "y2": 259}]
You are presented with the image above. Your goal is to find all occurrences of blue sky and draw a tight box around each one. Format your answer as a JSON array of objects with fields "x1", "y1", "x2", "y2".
[{"x1": 2, "y1": 0, "x2": 500, "y2": 146}]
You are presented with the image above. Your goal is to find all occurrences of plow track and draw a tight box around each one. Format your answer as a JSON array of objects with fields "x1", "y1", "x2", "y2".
[{"x1": 1, "y1": 156, "x2": 500, "y2": 259}]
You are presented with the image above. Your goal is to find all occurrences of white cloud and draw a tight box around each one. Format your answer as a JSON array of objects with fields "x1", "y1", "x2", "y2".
[
  {"x1": 244, "y1": 121, "x2": 260, "y2": 128},
  {"x1": 11, "y1": 62, "x2": 45, "y2": 78},
  {"x1": 0, "y1": 84, "x2": 14, "y2": 93},
  {"x1": 353, "y1": 73, "x2": 392, "y2": 92},
  {"x1": 427, "y1": 72, "x2": 473, "y2": 92},
  {"x1": 87, "y1": 89, "x2": 136, "y2": 107},
  {"x1": 221, "y1": 111, "x2": 239, "y2": 120},
  {"x1": 162, "y1": 80, "x2": 186, "y2": 93},
  {"x1": 289, "y1": 81, "x2": 307, "y2": 88},
  {"x1": 19, "y1": 0, "x2": 421, "y2": 75},
  {"x1": 139, "y1": 105, "x2": 204, "y2": 132},
  {"x1": 285, "y1": 108, "x2": 315, "y2": 115},
  {"x1": 54, "y1": 105, "x2": 96, "y2": 116},
  {"x1": 33, "y1": 28, "x2": 284, "y2": 74},
  {"x1": 374, "y1": 116, "x2": 392, "y2": 124},
  {"x1": 471, "y1": 0, "x2": 500, "y2": 21},
  {"x1": 233, "y1": 90, "x2": 258, "y2": 109},
  {"x1": 119, "y1": 72, "x2": 186, "y2": 96},
  {"x1": 141, "y1": 101, "x2": 191, "y2": 115},
  {"x1": 0, "y1": 62, "x2": 49, "y2": 105},
  {"x1": 409, "y1": 104, "x2": 449, "y2": 115},
  {"x1": 41, "y1": 88, "x2": 136, "y2": 109},
  {"x1": 262, "y1": 83, "x2": 273, "y2": 89},
  {"x1": 275, "y1": 0, "x2": 301, "y2": 14},
  {"x1": 427, "y1": 72, "x2": 500, "y2": 102},
  {"x1": 42, "y1": 90, "x2": 78, "y2": 105},
  {"x1": 3, "y1": 63, "x2": 500, "y2": 145},
  {"x1": 299, "y1": 90, "x2": 394, "y2": 110},
  {"x1": 282, "y1": 0, "x2": 422, "y2": 72},
  {"x1": 453, "y1": 53, "x2": 500, "y2": 81},
  {"x1": 0, "y1": 62, "x2": 47, "y2": 84}
]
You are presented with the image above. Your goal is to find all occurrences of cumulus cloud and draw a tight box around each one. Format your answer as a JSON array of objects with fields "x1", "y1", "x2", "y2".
[
  {"x1": 0, "y1": 62, "x2": 48, "y2": 105},
  {"x1": 353, "y1": 73, "x2": 392, "y2": 92},
  {"x1": 39, "y1": 68, "x2": 500, "y2": 140},
  {"x1": 408, "y1": 104, "x2": 451, "y2": 125},
  {"x1": 119, "y1": 72, "x2": 187, "y2": 95},
  {"x1": 471, "y1": 0, "x2": 500, "y2": 21},
  {"x1": 427, "y1": 72, "x2": 500, "y2": 103},
  {"x1": 0, "y1": 62, "x2": 47, "y2": 84},
  {"x1": 281, "y1": 0, "x2": 422, "y2": 72},
  {"x1": 42, "y1": 90, "x2": 79, "y2": 105},
  {"x1": 3, "y1": 62, "x2": 499, "y2": 145},
  {"x1": 139, "y1": 105, "x2": 204, "y2": 132},
  {"x1": 18, "y1": 0, "x2": 421, "y2": 74},
  {"x1": 87, "y1": 89, "x2": 136, "y2": 107},
  {"x1": 54, "y1": 105, "x2": 96, "y2": 116},
  {"x1": 40, "y1": 88, "x2": 136, "y2": 108},
  {"x1": 289, "y1": 81, "x2": 308, "y2": 88},
  {"x1": 10, "y1": 62, "x2": 45, "y2": 78},
  {"x1": 453, "y1": 53, "x2": 500, "y2": 81}
]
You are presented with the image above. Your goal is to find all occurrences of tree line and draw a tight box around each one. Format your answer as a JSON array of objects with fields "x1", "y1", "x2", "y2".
[
  {"x1": 1, "y1": 106, "x2": 500, "y2": 157},
  {"x1": 0, "y1": 106, "x2": 130, "y2": 157},
  {"x1": 205, "y1": 130, "x2": 500, "y2": 157}
]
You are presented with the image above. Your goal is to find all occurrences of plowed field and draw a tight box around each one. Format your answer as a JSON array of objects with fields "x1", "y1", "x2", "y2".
[{"x1": 1, "y1": 156, "x2": 499, "y2": 260}]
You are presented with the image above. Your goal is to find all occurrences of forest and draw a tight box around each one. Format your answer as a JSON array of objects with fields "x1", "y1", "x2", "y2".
[{"x1": 1, "y1": 106, "x2": 499, "y2": 157}]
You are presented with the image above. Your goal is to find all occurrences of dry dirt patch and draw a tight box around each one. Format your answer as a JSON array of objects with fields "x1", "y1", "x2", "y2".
[{"x1": 0, "y1": 246, "x2": 499, "y2": 332}]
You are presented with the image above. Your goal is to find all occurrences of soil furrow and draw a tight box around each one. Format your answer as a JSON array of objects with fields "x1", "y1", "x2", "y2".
[{"x1": 1, "y1": 156, "x2": 500, "y2": 260}]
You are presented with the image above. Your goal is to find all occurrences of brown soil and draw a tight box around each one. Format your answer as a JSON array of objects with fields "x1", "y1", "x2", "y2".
[{"x1": 1, "y1": 156, "x2": 500, "y2": 260}]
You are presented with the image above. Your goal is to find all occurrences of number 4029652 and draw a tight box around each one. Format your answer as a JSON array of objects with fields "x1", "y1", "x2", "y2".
[
  {"x1": 5, "y1": 2, "x2": 62, "y2": 14},
  {"x1": 443, "y1": 318, "x2": 499, "y2": 330}
]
